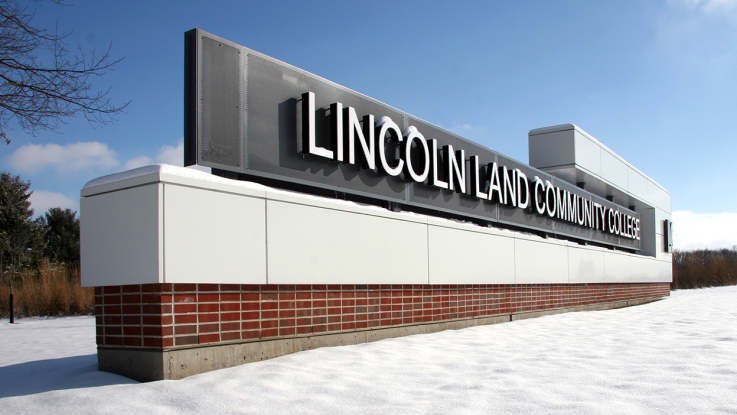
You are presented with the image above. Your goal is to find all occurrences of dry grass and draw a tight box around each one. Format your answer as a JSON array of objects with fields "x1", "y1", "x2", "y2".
[
  {"x1": 0, "y1": 261, "x2": 94, "y2": 318},
  {"x1": 672, "y1": 248, "x2": 737, "y2": 290}
]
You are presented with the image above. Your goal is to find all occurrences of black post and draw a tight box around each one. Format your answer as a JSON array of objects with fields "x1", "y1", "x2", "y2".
[{"x1": 9, "y1": 293, "x2": 13, "y2": 324}]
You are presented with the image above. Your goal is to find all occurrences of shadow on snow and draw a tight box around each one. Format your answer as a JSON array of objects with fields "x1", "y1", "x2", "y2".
[{"x1": 0, "y1": 354, "x2": 137, "y2": 398}]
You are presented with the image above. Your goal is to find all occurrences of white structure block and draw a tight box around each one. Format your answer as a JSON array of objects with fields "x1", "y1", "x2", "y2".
[
  {"x1": 163, "y1": 184, "x2": 266, "y2": 284},
  {"x1": 604, "y1": 252, "x2": 631, "y2": 282},
  {"x1": 81, "y1": 184, "x2": 163, "y2": 286},
  {"x1": 568, "y1": 246, "x2": 606, "y2": 283},
  {"x1": 574, "y1": 132, "x2": 601, "y2": 176},
  {"x1": 80, "y1": 165, "x2": 671, "y2": 287},
  {"x1": 600, "y1": 150, "x2": 629, "y2": 190},
  {"x1": 514, "y1": 237, "x2": 569, "y2": 283},
  {"x1": 266, "y1": 199, "x2": 428, "y2": 284},
  {"x1": 428, "y1": 222, "x2": 516, "y2": 284}
]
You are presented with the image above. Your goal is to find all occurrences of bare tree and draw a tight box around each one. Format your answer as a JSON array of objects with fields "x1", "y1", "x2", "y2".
[{"x1": 0, "y1": 0, "x2": 129, "y2": 144}]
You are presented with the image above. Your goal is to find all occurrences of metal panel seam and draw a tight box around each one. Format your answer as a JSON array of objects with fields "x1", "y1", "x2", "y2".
[
  {"x1": 426, "y1": 223, "x2": 430, "y2": 284},
  {"x1": 160, "y1": 183, "x2": 166, "y2": 284},
  {"x1": 513, "y1": 238, "x2": 518, "y2": 284},
  {"x1": 566, "y1": 245, "x2": 570, "y2": 283},
  {"x1": 264, "y1": 199, "x2": 269, "y2": 284}
]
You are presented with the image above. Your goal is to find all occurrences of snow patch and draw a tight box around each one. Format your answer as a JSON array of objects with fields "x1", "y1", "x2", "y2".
[{"x1": 1, "y1": 287, "x2": 736, "y2": 413}]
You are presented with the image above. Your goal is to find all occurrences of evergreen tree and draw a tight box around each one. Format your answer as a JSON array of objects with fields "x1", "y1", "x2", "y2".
[
  {"x1": 0, "y1": 171, "x2": 44, "y2": 279},
  {"x1": 43, "y1": 207, "x2": 80, "y2": 263}
]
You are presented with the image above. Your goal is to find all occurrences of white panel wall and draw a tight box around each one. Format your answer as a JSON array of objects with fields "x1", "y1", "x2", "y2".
[
  {"x1": 627, "y1": 170, "x2": 650, "y2": 202},
  {"x1": 515, "y1": 238, "x2": 569, "y2": 283},
  {"x1": 80, "y1": 165, "x2": 672, "y2": 287},
  {"x1": 428, "y1": 223, "x2": 515, "y2": 284},
  {"x1": 648, "y1": 182, "x2": 671, "y2": 213},
  {"x1": 81, "y1": 184, "x2": 162, "y2": 286},
  {"x1": 266, "y1": 199, "x2": 428, "y2": 284},
  {"x1": 163, "y1": 184, "x2": 267, "y2": 284},
  {"x1": 600, "y1": 151, "x2": 628, "y2": 190},
  {"x1": 652, "y1": 260, "x2": 673, "y2": 282},
  {"x1": 604, "y1": 252, "x2": 631, "y2": 282},
  {"x1": 574, "y1": 132, "x2": 602, "y2": 176},
  {"x1": 568, "y1": 247, "x2": 605, "y2": 283},
  {"x1": 630, "y1": 255, "x2": 652, "y2": 282}
]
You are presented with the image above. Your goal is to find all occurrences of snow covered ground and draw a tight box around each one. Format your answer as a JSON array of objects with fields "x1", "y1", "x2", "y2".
[{"x1": 1, "y1": 286, "x2": 736, "y2": 414}]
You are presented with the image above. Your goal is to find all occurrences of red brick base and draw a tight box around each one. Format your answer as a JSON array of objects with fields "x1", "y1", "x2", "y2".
[{"x1": 95, "y1": 283, "x2": 670, "y2": 350}]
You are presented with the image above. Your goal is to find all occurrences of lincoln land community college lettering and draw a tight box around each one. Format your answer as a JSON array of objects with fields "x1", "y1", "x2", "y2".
[{"x1": 301, "y1": 91, "x2": 640, "y2": 241}]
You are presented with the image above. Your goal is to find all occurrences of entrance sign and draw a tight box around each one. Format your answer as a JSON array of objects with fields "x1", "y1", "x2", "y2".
[
  {"x1": 76, "y1": 28, "x2": 671, "y2": 383},
  {"x1": 184, "y1": 28, "x2": 641, "y2": 250}
]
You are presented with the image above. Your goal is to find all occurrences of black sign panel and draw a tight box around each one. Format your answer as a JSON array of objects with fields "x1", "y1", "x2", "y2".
[{"x1": 184, "y1": 29, "x2": 641, "y2": 251}]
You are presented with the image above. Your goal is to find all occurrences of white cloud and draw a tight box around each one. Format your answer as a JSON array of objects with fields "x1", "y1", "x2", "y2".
[
  {"x1": 7, "y1": 142, "x2": 119, "y2": 174},
  {"x1": 155, "y1": 142, "x2": 183, "y2": 166},
  {"x1": 29, "y1": 191, "x2": 78, "y2": 217},
  {"x1": 123, "y1": 155, "x2": 154, "y2": 171},
  {"x1": 672, "y1": 210, "x2": 737, "y2": 250},
  {"x1": 123, "y1": 139, "x2": 210, "y2": 172},
  {"x1": 670, "y1": 0, "x2": 737, "y2": 12}
]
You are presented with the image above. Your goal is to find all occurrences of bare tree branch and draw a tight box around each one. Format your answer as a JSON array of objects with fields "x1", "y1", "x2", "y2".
[{"x1": 0, "y1": 0, "x2": 129, "y2": 144}]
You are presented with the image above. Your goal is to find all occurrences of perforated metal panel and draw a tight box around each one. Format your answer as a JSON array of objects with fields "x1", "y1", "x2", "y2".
[
  {"x1": 184, "y1": 28, "x2": 642, "y2": 251},
  {"x1": 591, "y1": 194, "x2": 620, "y2": 246},
  {"x1": 245, "y1": 54, "x2": 405, "y2": 201},
  {"x1": 200, "y1": 36, "x2": 242, "y2": 168},
  {"x1": 617, "y1": 205, "x2": 642, "y2": 251},
  {"x1": 551, "y1": 178, "x2": 593, "y2": 241},
  {"x1": 184, "y1": 30, "x2": 197, "y2": 167},
  {"x1": 496, "y1": 155, "x2": 555, "y2": 234},
  {"x1": 403, "y1": 117, "x2": 498, "y2": 222}
]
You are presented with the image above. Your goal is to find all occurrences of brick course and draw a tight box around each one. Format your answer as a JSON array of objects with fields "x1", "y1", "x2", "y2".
[{"x1": 94, "y1": 283, "x2": 670, "y2": 349}]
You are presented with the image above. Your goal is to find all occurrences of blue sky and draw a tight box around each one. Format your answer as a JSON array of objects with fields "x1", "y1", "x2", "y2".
[{"x1": 1, "y1": 0, "x2": 735, "y2": 249}]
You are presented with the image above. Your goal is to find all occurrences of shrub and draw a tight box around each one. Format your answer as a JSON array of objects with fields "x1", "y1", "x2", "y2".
[{"x1": 672, "y1": 248, "x2": 737, "y2": 289}]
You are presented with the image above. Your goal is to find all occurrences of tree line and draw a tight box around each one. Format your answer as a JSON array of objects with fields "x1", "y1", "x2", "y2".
[
  {"x1": 672, "y1": 248, "x2": 737, "y2": 290},
  {"x1": 1, "y1": 171, "x2": 79, "y2": 288}
]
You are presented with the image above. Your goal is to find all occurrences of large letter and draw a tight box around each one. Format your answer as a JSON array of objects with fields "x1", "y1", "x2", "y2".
[
  {"x1": 516, "y1": 169, "x2": 529, "y2": 209},
  {"x1": 533, "y1": 177, "x2": 546, "y2": 215},
  {"x1": 343, "y1": 106, "x2": 375, "y2": 169},
  {"x1": 330, "y1": 102, "x2": 343, "y2": 162},
  {"x1": 429, "y1": 139, "x2": 449, "y2": 189},
  {"x1": 301, "y1": 92, "x2": 333, "y2": 159},
  {"x1": 375, "y1": 116, "x2": 404, "y2": 176},
  {"x1": 635, "y1": 218, "x2": 641, "y2": 240},
  {"x1": 608, "y1": 209, "x2": 618, "y2": 235},
  {"x1": 545, "y1": 181, "x2": 557, "y2": 218},
  {"x1": 487, "y1": 162, "x2": 503, "y2": 203},
  {"x1": 444, "y1": 145, "x2": 466, "y2": 193},
  {"x1": 557, "y1": 188, "x2": 568, "y2": 221},
  {"x1": 402, "y1": 126, "x2": 430, "y2": 183},
  {"x1": 502, "y1": 166, "x2": 516, "y2": 207},
  {"x1": 584, "y1": 199, "x2": 592, "y2": 228},
  {"x1": 593, "y1": 203, "x2": 602, "y2": 230},
  {"x1": 576, "y1": 195, "x2": 585, "y2": 226},
  {"x1": 567, "y1": 192, "x2": 577, "y2": 223},
  {"x1": 470, "y1": 156, "x2": 488, "y2": 199}
]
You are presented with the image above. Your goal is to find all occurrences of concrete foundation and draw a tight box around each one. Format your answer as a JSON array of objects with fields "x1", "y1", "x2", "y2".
[{"x1": 98, "y1": 296, "x2": 662, "y2": 382}]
